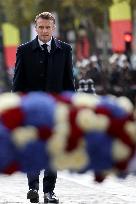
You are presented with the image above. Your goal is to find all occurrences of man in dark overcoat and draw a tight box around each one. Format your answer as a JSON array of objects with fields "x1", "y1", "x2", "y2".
[{"x1": 13, "y1": 11, "x2": 75, "y2": 203}]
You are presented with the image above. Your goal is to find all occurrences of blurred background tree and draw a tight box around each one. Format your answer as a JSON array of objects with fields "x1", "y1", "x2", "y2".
[
  {"x1": 0, "y1": 0, "x2": 136, "y2": 41},
  {"x1": 0, "y1": 0, "x2": 135, "y2": 41},
  {"x1": 0, "y1": 0, "x2": 113, "y2": 54},
  {"x1": 0, "y1": 0, "x2": 112, "y2": 27},
  {"x1": 0, "y1": 0, "x2": 136, "y2": 60}
]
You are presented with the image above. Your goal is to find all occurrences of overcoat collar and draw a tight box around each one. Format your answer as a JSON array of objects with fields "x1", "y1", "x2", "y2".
[{"x1": 32, "y1": 36, "x2": 62, "y2": 51}]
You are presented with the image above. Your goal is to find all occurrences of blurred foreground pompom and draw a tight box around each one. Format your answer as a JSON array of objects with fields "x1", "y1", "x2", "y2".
[{"x1": 0, "y1": 91, "x2": 135, "y2": 182}]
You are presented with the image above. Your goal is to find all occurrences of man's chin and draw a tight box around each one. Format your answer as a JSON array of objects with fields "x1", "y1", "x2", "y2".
[{"x1": 41, "y1": 37, "x2": 50, "y2": 43}]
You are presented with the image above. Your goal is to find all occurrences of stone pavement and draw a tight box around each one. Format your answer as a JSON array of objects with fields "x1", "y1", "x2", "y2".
[{"x1": 0, "y1": 171, "x2": 136, "y2": 203}]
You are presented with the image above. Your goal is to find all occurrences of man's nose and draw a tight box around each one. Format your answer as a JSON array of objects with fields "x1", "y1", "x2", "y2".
[{"x1": 43, "y1": 28, "x2": 48, "y2": 32}]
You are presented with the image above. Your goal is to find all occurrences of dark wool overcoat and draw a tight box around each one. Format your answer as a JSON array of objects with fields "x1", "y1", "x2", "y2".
[{"x1": 13, "y1": 36, "x2": 75, "y2": 93}]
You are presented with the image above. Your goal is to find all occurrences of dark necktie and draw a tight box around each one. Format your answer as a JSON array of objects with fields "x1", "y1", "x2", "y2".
[
  {"x1": 41, "y1": 44, "x2": 48, "y2": 83},
  {"x1": 42, "y1": 44, "x2": 48, "y2": 53}
]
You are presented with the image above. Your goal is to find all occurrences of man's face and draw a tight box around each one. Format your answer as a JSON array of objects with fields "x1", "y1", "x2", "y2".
[{"x1": 35, "y1": 17, "x2": 55, "y2": 43}]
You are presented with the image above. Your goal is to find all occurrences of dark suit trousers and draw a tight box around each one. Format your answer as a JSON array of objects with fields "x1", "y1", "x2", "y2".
[{"x1": 27, "y1": 170, "x2": 57, "y2": 193}]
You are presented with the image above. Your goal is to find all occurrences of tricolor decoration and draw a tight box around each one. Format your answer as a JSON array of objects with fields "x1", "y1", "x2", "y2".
[
  {"x1": 109, "y1": 0, "x2": 132, "y2": 52},
  {"x1": 0, "y1": 91, "x2": 136, "y2": 182},
  {"x1": 2, "y1": 23, "x2": 20, "y2": 69}
]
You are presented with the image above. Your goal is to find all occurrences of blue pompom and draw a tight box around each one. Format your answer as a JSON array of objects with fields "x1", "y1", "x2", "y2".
[
  {"x1": 21, "y1": 92, "x2": 56, "y2": 128},
  {"x1": 0, "y1": 124, "x2": 16, "y2": 170},
  {"x1": 85, "y1": 131, "x2": 113, "y2": 170},
  {"x1": 99, "y1": 96, "x2": 127, "y2": 118},
  {"x1": 17, "y1": 140, "x2": 50, "y2": 173}
]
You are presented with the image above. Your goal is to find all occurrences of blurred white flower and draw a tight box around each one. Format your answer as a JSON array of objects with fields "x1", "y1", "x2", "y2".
[
  {"x1": 48, "y1": 101, "x2": 71, "y2": 155},
  {"x1": 48, "y1": 122, "x2": 70, "y2": 155},
  {"x1": 54, "y1": 102, "x2": 69, "y2": 123},
  {"x1": 112, "y1": 139, "x2": 131, "y2": 161},
  {"x1": 117, "y1": 96, "x2": 134, "y2": 113},
  {"x1": 124, "y1": 121, "x2": 136, "y2": 143},
  {"x1": 0, "y1": 93, "x2": 21, "y2": 113},
  {"x1": 12, "y1": 126, "x2": 38, "y2": 148},
  {"x1": 52, "y1": 140, "x2": 89, "y2": 171},
  {"x1": 72, "y1": 93, "x2": 99, "y2": 108},
  {"x1": 76, "y1": 109, "x2": 109, "y2": 131}
]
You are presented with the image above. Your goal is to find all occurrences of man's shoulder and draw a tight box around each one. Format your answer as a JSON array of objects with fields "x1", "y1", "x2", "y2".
[
  {"x1": 18, "y1": 38, "x2": 39, "y2": 52},
  {"x1": 18, "y1": 40, "x2": 34, "y2": 49},
  {"x1": 54, "y1": 38, "x2": 72, "y2": 51}
]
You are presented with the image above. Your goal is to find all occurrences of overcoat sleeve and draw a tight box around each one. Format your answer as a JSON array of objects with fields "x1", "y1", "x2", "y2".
[
  {"x1": 12, "y1": 46, "x2": 26, "y2": 92},
  {"x1": 63, "y1": 46, "x2": 75, "y2": 91}
]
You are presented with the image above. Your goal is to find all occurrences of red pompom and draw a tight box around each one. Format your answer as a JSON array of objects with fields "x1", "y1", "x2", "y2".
[
  {"x1": 3, "y1": 162, "x2": 21, "y2": 174},
  {"x1": 1, "y1": 107, "x2": 24, "y2": 130}
]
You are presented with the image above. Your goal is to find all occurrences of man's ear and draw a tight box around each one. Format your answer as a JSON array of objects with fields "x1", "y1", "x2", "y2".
[
  {"x1": 35, "y1": 25, "x2": 38, "y2": 33},
  {"x1": 53, "y1": 25, "x2": 56, "y2": 31}
]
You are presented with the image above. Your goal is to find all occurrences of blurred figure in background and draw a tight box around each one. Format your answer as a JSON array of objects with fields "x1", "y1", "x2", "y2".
[{"x1": 77, "y1": 78, "x2": 96, "y2": 94}]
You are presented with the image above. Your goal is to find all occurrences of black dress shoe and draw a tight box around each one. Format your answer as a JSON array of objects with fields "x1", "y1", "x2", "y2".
[
  {"x1": 44, "y1": 191, "x2": 59, "y2": 203},
  {"x1": 27, "y1": 189, "x2": 39, "y2": 203}
]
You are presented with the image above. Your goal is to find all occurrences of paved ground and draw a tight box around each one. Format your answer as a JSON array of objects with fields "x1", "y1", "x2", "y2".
[{"x1": 0, "y1": 171, "x2": 136, "y2": 203}]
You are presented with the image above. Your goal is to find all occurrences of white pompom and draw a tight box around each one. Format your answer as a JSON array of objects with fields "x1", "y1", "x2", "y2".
[
  {"x1": 124, "y1": 121, "x2": 136, "y2": 143},
  {"x1": 52, "y1": 141, "x2": 89, "y2": 170},
  {"x1": 117, "y1": 96, "x2": 133, "y2": 113},
  {"x1": 76, "y1": 109, "x2": 109, "y2": 131},
  {"x1": 48, "y1": 122, "x2": 70, "y2": 154},
  {"x1": 72, "y1": 93, "x2": 99, "y2": 108},
  {"x1": 0, "y1": 92, "x2": 21, "y2": 113},
  {"x1": 54, "y1": 103, "x2": 69, "y2": 123},
  {"x1": 12, "y1": 126, "x2": 38, "y2": 147},
  {"x1": 112, "y1": 139, "x2": 131, "y2": 161}
]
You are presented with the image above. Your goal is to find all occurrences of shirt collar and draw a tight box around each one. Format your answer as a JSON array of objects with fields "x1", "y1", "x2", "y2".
[
  {"x1": 32, "y1": 36, "x2": 62, "y2": 52},
  {"x1": 38, "y1": 37, "x2": 52, "y2": 47},
  {"x1": 38, "y1": 38, "x2": 52, "y2": 52}
]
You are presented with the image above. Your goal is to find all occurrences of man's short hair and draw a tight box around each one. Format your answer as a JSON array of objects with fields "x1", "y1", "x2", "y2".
[{"x1": 35, "y1": 12, "x2": 55, "y2": 24}]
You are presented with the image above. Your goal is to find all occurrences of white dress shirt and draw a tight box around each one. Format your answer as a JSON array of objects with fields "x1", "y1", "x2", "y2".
[{"x1": 38, "y1": 38, "x2": 52, "y2": 53}]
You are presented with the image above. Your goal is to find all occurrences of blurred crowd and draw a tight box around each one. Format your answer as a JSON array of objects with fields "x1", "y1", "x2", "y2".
[{"x1": 74, "y1": 53, "x2": 136, "y2": 105}]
